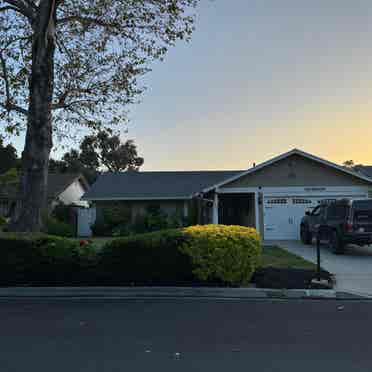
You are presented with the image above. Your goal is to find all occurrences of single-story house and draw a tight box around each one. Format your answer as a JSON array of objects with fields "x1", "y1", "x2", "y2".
[
  {"x1": 0, "y1": 173, "x2": 89, "y2": 218},
  {"x1": 83, "y1": 149, "x2": 372, "y2": 240}
]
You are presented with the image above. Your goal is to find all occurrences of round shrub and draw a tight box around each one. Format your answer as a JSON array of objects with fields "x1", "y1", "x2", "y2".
[{"x1": 181, "y1": 225, "x2": 262, "y2": 285}]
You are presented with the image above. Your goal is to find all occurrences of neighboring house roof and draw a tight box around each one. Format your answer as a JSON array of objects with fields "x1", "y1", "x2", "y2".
[
  {"x1": 83, "y1": 171, "x2": 244, "y2": 200},
  {"x1": 48, "y1": 173, "x2": 89, "y2": 199},
  {"x1": 0, "y1": 173, "x2": 88, "y2": 200},
  {"x1": 202, "y1": 148, "x2": 372, "y2": 192},
  {"x1": 357, "y1": 166, "x2": 372, "y2": 179}
]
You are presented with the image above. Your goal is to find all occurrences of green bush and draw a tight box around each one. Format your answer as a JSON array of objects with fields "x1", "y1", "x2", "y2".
[
  {"x1": 0, "y1": 234, "x2": 87, "y2": 285},
  {"x1": 91, "y1": 219, "x2": 111, "y2": 237},
  {"x1": 92, "y1": 204, "x2": 132, "y2": 236},
  {"x1": 181, "y1": 225, "x2": 262, "y2": 285},
  {"x1": 98, "y1": 229, "x2": 193, "y2": 284},
  {"x1": 45, "y1": 216, "x2": 74, "y2": 237},
  {"x1": 99, "y1": 225, "x2": 262, "y2": 286},
  {"x1": 52, "y1": 203, "x2": 74, "y2": 225},
  {"x1": 0, "y1": 216, "x2": 7, "y2": 226},
  {"x1": 0, "y1": 225, "x2": 262, "y2": 287},
  {"x1": 104, "y1": 204, "x2": 131, "y2": 227}
]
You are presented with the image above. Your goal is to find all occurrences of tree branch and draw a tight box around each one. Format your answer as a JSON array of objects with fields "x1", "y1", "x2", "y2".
[
  {"x1": 0, "y1": 50, "x2": 11, "y2": 107},
  {"x1": 0, "y1": 6, "x2": 18, "y2": 12},
  {"x1": 57, "y1": 15, "x2": 121, "y2": 29},
  {"x1": 0, "y1": 50, "x2": 28, "y2": 116},
  {"x1": 3, "y1": 0, "x2": 35, "y2": 21},
  {"x1": 23, "y1": 0, "x2": 37, "y2": 10},
  {"x1": 52, "y1": 99, "x2": 97, "y2": 110},
  {"x1": 0, "y1": 102, "x2": 28, "y2": 116}
]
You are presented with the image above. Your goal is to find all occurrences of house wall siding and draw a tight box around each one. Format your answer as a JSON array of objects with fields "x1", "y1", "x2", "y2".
[
  {"x1": 95, "y1": 200, "x2": 187, "y2": 223},
  {"x1": 224, "y1": 154, "x2": 370, "y2": 188}
]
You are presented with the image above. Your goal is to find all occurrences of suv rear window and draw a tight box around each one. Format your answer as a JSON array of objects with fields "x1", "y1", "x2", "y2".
[
  {"x1": 352, "y1": 200, "x2": 372, "y2": 211},
  {"x1": 352, "y1": 200, "x2": 372, "y2": 223},
  {"x1": 327, "y1": 204, "x2": 349, "y2": 219}
]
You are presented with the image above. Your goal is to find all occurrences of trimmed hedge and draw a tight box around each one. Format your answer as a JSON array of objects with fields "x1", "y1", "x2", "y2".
[
  {"x1": 44, "y1": 217, "x2": 75, "y2": 238},
  {"x1": 0, "y1": 225, "x2": 262, "y2": 287},
  {"x1": 99, "y1": 225, "x2": 262, "y2": 286},
  {"x1": 0, "y1": 234, "x2": 94, "y2": 286}
]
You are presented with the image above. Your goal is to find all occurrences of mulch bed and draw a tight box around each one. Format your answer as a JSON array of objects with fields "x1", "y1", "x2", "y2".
[{"x1": 252, "y1": 267, "x2": 333, "y2": 289}]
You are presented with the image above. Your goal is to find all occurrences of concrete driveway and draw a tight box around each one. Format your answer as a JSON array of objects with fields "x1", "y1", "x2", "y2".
[{"x1": 266, "y1": 240, "x2": 372, "y2": 296}]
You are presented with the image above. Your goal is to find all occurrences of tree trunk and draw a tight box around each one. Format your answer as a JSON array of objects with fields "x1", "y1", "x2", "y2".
[{"x1": 10, "y1": 1, "x2": 56, "y2": 232}]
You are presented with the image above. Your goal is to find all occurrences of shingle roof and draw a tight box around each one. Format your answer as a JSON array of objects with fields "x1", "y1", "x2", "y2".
[
  {"x1": 0, "y1": 173, "x2": 87, "y2": 200},
  {"x1": 83, "y1": 171, "x2": 244, "y2": 200},
  {"x1": 357, "y1": 166, "x2": 372, "y2": 179}
]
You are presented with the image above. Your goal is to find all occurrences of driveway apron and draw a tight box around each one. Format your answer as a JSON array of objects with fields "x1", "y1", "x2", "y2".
[{"x1": 265, "y1": 240, "x2": 372, "y2": 296}]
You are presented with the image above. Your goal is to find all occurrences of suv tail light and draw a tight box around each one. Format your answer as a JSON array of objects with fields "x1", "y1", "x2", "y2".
[{"x1": 345, "y1": 221, "x2": 354, "y2": 233}]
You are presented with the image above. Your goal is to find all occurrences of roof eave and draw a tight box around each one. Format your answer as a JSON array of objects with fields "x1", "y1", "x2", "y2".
[
  {"x1": 202, "y1": 148, "x2": 372, "y2": 193},
  {"x1": 82, "y1": 196, "x2": 193, "y2": 201}
]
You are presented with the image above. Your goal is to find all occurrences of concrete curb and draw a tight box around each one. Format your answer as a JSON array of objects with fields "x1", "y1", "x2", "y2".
[{"x1": 0, "y1": 287, "x2": 338, "y2": 300}]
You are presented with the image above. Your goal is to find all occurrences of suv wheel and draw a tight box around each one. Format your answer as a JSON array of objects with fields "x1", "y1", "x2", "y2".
[
  {"x1": 330, "y1": 230, "x2": 345, "y2": 255},
  {"x1": 300, "y1": 225, "x2": 312, "y2": 245}
]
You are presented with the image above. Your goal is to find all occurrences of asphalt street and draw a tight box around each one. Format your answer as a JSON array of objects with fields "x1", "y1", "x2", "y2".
[{"x1": 1, "y1": 298, "x2": 372, "y2": 372}]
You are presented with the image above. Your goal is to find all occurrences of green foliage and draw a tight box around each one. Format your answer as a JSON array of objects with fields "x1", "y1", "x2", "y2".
[
  {"x1": 91, "y1": 220, "x2": 112, "y2": 237},
  {"x1": 92, "y1": 203, "x2": 185, "y2": 237},
  {"x1": 92, "y1": 204, "x2": 132, "y2": 237},
  {"x1": 80, "y1": 132, "x2": 144, "y2": 172},
  {"x1": 181, "y1": 225, "x2": 262, "y2": 285},
  {"x1": 0, "y1": 235, "x2": 86, "y2": 285},
  {"x1": 0, "y1": 168, "x2": 19, "y2": 185},
  {"x1": 1, "y1": 0, "x2": 198, "y2": 140},
  {"x1": 0, "y1": 216, "x2": 7, "y2": 226},
  {"x1": 49, "y1": 152, "x2": 98, "y2": 185},
  {"x1": 100, "y1": 225, "x2": 262, "y2": 286},
  {"x1": 143, "y1": 204, "x2": 169, "y2": 231},
  {"x1": 104, "y1": 204, "x2": 132, "y2": 228},
  {"x1": 44, "y1": 216, "x2": 74, "y2": 238},
  {"x1": 0, "y1": 139, "x2": 18, "y2": 175},
  {"x1": 98, "y1": 229, "x2": 193, "y2": 284},
  {"x1": 129, "y1": 205, "x2": 185, "y2": 236},
  {"x1": 0, "y1": 225, "x2": 262, "y2": 287},
  {"x1": 52, "y1": 203, "x2": 73, "y2": 225},
  {"x1": 260, "y1": 246, "x2": 317, "y2": 270},
  {"x1": 168, "y1": 210, "x2": 187, "y2": 229}
]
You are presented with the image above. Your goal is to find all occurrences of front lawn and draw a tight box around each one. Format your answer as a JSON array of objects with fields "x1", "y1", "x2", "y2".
[{"x1": 260, "y1": 245, "x2": 317, "y2": 270}]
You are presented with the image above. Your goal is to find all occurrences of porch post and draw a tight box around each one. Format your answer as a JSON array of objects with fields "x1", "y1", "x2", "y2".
[
  {"x1": 213, "y1": 193, "x2": 219, "y2": 224},
  {"x1": 183, "y1": 200, "x2": 189, "y2": 218},
  {"x1": 255, "y1": 192, "x2": 260, "y2": 233}
]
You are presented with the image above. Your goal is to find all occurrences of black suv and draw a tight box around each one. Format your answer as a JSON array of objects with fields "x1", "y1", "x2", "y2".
[{"x1": 300, "y1": 199, "x2": 372, "y2": 254}]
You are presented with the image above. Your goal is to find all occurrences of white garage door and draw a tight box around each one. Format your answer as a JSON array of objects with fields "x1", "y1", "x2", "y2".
[{"x1": 263, "y1": 195, "x2": 366, "y2": 240}]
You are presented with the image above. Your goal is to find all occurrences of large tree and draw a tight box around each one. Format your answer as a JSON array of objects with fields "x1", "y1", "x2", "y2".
[
  {"x1": 0, "y1": 138, "x2": 18, "y2": 174},
  {"x1": 79, "y1": 131, "x2": 144, "y2": 172},
  {"x1": 49, "y1": 132, "x2": 143, "y2": 183},
  {"x1": 0, "y1": 0, "x2": 198, "y2": 231}
]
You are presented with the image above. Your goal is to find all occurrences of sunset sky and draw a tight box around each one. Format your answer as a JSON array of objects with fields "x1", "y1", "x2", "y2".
[{"x1": 10, "y1": 0, "x2": 372, "y2": 170}]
